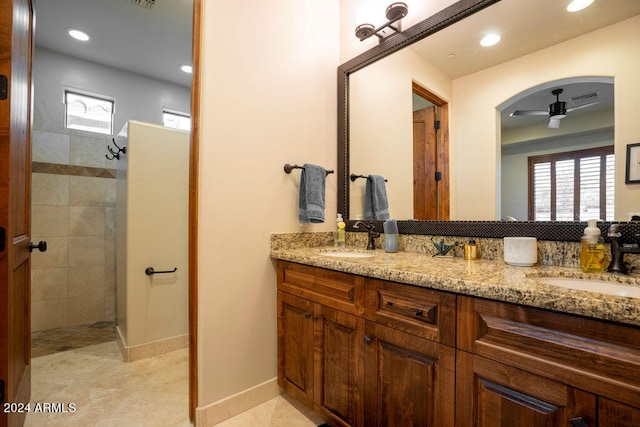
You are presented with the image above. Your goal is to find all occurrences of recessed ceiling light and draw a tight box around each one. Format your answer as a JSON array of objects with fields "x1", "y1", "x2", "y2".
[
  {"x1": 68, "y1": 29, "x2": 90, "y2": 42},
  {"x1": 180, "y1": 64, "x2": 193, "y2": 74},
  {"x1": 480, "y1": 33, "x2": 501, "y2": 47},
  {"x1": 567, "y1": 0, "x2": 594, "y2": 12}
]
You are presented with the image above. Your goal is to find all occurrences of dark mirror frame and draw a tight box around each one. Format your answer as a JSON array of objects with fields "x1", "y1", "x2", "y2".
[{"x1": 337, "y1": 0, "x2": 636, "y2": 242}]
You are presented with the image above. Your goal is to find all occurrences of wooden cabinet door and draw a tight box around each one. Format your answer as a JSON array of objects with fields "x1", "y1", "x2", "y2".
[
  {"x1": 277, "y1": 291, "x2": 314, "y2": 408},
  {"x1": 598, "y1": 398, "x2": 640, "y2": 427},
  {"x1": 363, "y1": 321, "x2": 455, "y2": 426},
  {"x1": 456, "y1": 351, "x2": 596, "y2": 427},
  {"x1": 313, "y1": 305, "x2": 365, "y2": 427}
]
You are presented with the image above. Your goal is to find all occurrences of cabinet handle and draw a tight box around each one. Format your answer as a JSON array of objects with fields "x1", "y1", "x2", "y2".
[
  {"x1": 569, "y1": 417, "x2": 589, "y2": 427},
  {"x1": 304, "y1": 313, "x2": 311, "y2": 320},
  {"x1": 385, "y1": 301, "x2": 424, "y2": 318},
  {"x1": 364, "y1": 335, "x2": 372, "y2": 344}
]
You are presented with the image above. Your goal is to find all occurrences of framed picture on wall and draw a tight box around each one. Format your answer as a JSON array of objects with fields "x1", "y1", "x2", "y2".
[{"x1": 626, "y1": 142, "x2": 640, "y2": 184}]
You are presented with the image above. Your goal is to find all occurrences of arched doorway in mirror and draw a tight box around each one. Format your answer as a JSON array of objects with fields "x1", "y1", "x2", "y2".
[
  {"x1": 499, "y1": 77, "x2": 614, "y2": 222},
  {"x1": 412, "y1": 81, "x2": 450, "y2": 220}
]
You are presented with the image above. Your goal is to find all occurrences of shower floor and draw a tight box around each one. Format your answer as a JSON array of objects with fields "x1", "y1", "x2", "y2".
[{"x1": 31, "y1": 321, "x2": 117, "y2": 358}]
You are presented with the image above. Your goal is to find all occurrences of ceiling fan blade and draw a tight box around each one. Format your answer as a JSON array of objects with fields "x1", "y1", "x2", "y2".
[
  {"x1": 566, "y1": 101, "x2": 602, "y2": 113},
  {"x1": 510, "y1": 110, "x2": 548, "y2": 117},
  {"x1": 548, "y1": 117, "x2": 562, "y2": 128}
]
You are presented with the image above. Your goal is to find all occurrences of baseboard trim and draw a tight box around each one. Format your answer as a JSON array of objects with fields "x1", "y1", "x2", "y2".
[
  {"x1": 115, "y1": 326, "x2": 188, "y2": 362},
  {"x1": 194, "y1": 378, "x2": 280, "y2": 426}
]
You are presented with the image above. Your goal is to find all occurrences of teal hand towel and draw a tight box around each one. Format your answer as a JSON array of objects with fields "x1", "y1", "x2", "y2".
[{"x1": 298, "y1": 163, "x2": 326, "y2": 223}]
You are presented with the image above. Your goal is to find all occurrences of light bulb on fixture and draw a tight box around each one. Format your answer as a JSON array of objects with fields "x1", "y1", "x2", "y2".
[{"x1": 355, "y1": 2, "x2": 408, "y2": 43}]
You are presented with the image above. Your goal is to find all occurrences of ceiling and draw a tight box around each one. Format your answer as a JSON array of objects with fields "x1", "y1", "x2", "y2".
[{"x1": 33, "y1": 0, "x2": 194, "y2": 88}]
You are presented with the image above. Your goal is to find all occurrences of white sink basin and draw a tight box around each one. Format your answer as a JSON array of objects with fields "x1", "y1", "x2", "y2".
[
  {"x1": 319, "y1": 250, "x2": 376, "y2": 259},
  {"x1": 539, "y1": 277, "x2": 640, "y2": 298}
]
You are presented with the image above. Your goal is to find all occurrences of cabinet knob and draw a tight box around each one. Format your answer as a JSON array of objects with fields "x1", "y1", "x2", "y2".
[
  {"x1": 364, "y1": 335, "x2": 372, "y2": 344},
  {"x1": 569, "y1": 417, "x2": 589, "y2": 427},
  {"x1": 304, "y1": 313, "x2": 311, "y2": 320}
]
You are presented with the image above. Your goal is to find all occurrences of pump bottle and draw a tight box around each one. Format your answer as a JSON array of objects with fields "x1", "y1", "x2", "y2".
[
  {"x1": 335, "y1": 214, "x2": 346, "y2": 247},
  {"x1": 579, "y1": 219, "x2": 605, "y2": 273}
]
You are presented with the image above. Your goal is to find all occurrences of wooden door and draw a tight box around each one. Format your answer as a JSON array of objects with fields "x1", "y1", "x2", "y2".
[
  {"x1": 363, "y1": 321, "x2": 455, "y2": 426},
  {"x1": 456, "y1": 351, "x2": 596, "y2": 427},
  {"x1": 412, "y1": 104, "x2": 450, "y2": 221},
  {"x1": 277, "y1": 291, "x2": 314, "y2": 408},
  {"x1": 313, "y1": 304, "x2": 364, "y2": 427},
  {"x1": 0, "y1": 1, "x2": 34, "y2": 426},
  {"x1": 413, "y1": 107, "x2": 437, "y2": 220}
]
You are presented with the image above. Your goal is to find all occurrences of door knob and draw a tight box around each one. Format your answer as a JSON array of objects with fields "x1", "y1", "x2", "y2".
[{"x1": 29, "y1": 240, "x2": 47, "y2": 252}]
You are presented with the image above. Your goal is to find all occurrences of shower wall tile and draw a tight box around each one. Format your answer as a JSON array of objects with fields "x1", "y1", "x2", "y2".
[
  {"x1": 105, "y1": 178, "x2": 117, "y2": 207},
  {"x1": 32, "y1": 205, "x2": 69, "y2": 237},
  {"x1": 68, "y1": 293, "x2": 105, "y2": 326},
  {"x1": 69, "y1": 236, "x2": 105, "y2": 267},
  {"x1": 70, "y1": 133, "x2": 109, "y2": 168},
  {"x1": 69, "y1": 265, "x2": 105, "y2": 297},
  {"x1": 105, "y1": 263, "x2": 116, "y2": 296},
  {"x1": 31, "y1": 236, "x2": 69, "y2": 269},
  {"x1": 105, "y1": 207, "x2": 116, "y2": 237},
  {"x1": 31, "y1": 268, "x2": 68, "y2": 302},
  {"x1": 32, "y1": 173, "x2": 69, "y2": 206},
  {"x1": 32, "y1": 130, "x2": 70, "y2": 164},
  {"x1": 32, "y1": 299, "x2": 68, "y2": 331},
  {"x1": 69, "y1": 176, "x2": 106, "y2": 207},
  {"x1": 69, "y1": 206, "x2": 106, "y2": 237}
]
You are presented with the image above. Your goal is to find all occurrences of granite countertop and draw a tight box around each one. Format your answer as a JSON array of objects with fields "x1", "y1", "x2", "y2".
[{"x1": 271, "y1": 246, "x2": 640, "y2": 327}]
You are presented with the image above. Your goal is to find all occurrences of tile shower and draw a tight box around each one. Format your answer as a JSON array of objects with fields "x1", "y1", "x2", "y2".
[{"x1": 30, "y1": 128, "x2": 117, "y2": 332}]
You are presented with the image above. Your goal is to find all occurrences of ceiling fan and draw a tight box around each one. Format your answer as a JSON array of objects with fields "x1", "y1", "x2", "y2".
[{"x1": 510, "y1": 88, "x2": 601, "y2": 129}]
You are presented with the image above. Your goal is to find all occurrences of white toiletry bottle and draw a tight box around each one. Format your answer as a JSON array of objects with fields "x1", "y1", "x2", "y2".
[
  {"x1": 579, "y1": 219, "x2": 605, "y2": 273},
  {"x1": 335, "y1": 214, "x2": 346, "y2": 247}
]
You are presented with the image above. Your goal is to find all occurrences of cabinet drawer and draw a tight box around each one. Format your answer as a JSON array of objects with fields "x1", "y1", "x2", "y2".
[
  {"x1": 364, "y1": 278, "x2": 456, "y2": 346},
  {"x1": 457, "y1": 296, "x2": 640, "y2": 409},
  {"x1": 277, "y1": 261, "x2": 364, "y2": 315}
]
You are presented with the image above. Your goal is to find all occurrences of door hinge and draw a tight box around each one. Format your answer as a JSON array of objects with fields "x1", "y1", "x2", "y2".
[
  {"x1": 435, "y1": 171, "x2": 442, "y2": 181},
  {"x1": 434, "y1": 120, "x2": 441, "y2": 130},
  {"x1": 0, "y1": 227, "x2": 5, "y2": 252},
  {"x1": 0, "y1": 75, "x2": 7, "y2": 100}
]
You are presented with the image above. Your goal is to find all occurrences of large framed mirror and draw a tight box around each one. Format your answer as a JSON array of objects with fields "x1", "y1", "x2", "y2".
[{"x1": 338, "y1": 0, "x2": 640, "y2": 239}]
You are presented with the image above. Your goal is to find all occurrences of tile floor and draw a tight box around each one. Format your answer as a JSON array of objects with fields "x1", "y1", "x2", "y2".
[{"x1": 27, "y1": 325, "x2": 320, "y2": 426}]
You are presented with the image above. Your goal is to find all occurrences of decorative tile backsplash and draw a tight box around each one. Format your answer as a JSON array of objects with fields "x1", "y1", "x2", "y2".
[{"x1": 271, "y1": 231, "x2": 640, "y2": 272}]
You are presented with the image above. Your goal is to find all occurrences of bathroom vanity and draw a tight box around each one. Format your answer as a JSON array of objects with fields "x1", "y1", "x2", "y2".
[{"x1": 273, "y1": 246, "x2": 640, "y2": 427}]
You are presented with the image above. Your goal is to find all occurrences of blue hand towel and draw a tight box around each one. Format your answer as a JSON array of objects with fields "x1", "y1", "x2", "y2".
[
  {"x1": 298, "y1": 163, "x2": 326, "y2": 223},
  {"x1": 364, "y1": 175, "x2": 389, "y2": 220}
]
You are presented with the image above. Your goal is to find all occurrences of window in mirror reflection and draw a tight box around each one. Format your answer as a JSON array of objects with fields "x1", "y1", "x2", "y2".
[{"x1": 529, "y1": 146, "x2": 614, "y2": 221}]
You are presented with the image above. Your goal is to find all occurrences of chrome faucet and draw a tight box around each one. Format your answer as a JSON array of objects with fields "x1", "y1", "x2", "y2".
[
  {"x1": 353, "y1": 221, "x2": 380, "y2": 250},
  {"x1": 607, "y1": 224, "x2": 640, "y2": 275}
]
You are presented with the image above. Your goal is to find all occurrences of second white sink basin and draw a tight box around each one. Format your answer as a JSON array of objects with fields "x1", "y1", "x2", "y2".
[{"x1": 539, "y1": 277, "x2": 640, "y2": 298}]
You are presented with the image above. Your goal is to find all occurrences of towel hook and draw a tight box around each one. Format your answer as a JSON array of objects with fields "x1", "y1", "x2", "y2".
[
  {"x1": 284, "y1": 163, "x2": 334, "y2": 176},
  {"x1": 106, "y1": 138, "x2": 127, "y2": 161}
]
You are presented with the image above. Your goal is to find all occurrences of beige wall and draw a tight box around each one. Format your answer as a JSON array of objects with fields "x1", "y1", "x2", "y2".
[
  {"x1": 197, "y1": 0, "x2": 339, "y2": 415},
  {"x1": 452, "y1": 15, "x2": 640, "y2": 220}
]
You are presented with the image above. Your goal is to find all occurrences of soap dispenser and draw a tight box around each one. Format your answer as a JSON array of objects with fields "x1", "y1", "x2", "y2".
[
  {"x1": 335, "y1": 213, "x2": 346, "y2": 247},
  {"x1": 580, "y1": 219, "x2": 605, "y2": 273}
]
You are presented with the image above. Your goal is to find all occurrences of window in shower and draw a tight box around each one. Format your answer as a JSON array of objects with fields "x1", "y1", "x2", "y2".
[
  {"x1": 162, "y1": 109, "x2": 191, "y2": 131},
  {"x1": 64, "y1": 90, "x2": 114, "y2": 135}
]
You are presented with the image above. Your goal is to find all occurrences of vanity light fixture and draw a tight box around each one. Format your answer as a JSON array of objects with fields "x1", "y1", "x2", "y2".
[
  {"x1": 68, "y1": 28, "x2": 90, "y2": 42},
  {"x1": 480, "y1": 33, "x2": 501, "y2": 47},
  {"x1": 355, "y1": 2, "x2": 408, "y2": 43},
  {"x1": 567, "y1": 0, "x2": 594, "y2": 12},
  {"x1": 180, "y1": 64, "x2": 193, "y2": 74}
]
